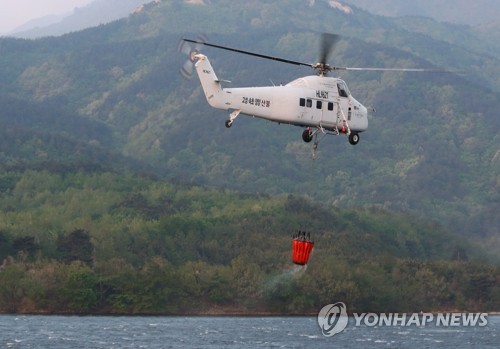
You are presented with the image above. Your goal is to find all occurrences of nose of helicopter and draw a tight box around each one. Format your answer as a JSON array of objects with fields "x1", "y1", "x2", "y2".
[{"x1": 361, "y1": 104, "x2": 368, "y2": 116}]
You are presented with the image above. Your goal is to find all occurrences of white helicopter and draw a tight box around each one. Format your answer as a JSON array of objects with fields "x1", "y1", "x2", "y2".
[{"x1": 179, "y1": 34, "x2": 434, "y2": 149}]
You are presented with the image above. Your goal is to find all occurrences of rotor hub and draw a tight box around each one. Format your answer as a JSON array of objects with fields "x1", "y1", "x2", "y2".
[{"x1": 312, "y1": 62, "x2": 332, "y2": 76}]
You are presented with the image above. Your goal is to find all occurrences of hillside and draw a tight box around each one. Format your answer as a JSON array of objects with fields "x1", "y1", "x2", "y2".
[
  {"x1": 344, "y1": 0, "x2": 500, "y2": 26},
  {"x1": 0, "y1": 170, "x2": 497, "y2": 314},
  {"x1": 7, "y1": 0, "x2": 146, "y2": 39},
  {"x1": 0, "y1": 0, "x2": 498, "y2": 241},
  {"x1": 475, "y1": 20, "x2": 500, "y2": 58},
  {"x1": 0, "y1": 0, "x2": 498, "y2": 314},
  {"x1": 343, "y1": 0, "x2": 500, "y2": 59}
]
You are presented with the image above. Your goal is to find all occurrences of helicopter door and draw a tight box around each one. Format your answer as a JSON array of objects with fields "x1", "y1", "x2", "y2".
[
  {"x1": 323, "y1": 101, "x2": 337, "y2": 127},
  {"x1": 336, "y1": 97, "x2": 352, "y2": 128},
  {"x1": 336, "y1": 80, "x2": 352, "y2": 128},
  {"x1": 298, "y1": 98, "x2": 311, "y2": 120},
  {"x1": 298, "y1": 98, "x2": 322, "y2": 125},
  {"x1": 312, "y1": 100, "x2": 324, "y2": 125}
]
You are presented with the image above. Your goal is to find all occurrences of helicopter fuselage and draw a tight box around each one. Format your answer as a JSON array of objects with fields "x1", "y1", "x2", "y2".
[{"x1": 193, "y1": 53, "x2": 368, "y2": 143}]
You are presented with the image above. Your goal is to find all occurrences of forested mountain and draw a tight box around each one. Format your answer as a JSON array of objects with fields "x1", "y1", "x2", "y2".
[
  {"x1": 344, "y1": 0, "x2": 500, "y2": 26},
  {"x1": 0, "y1": 0, "x2": 498, "y2": 313},
  {"x1": 3, "y1": 0, "x2": 497, "y2": 236},
  {"x1": 343, "y1": 0, "x2": 500, "y2": 58}
]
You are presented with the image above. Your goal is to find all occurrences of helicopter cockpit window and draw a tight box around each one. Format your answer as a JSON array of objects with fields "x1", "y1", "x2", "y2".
[{"x1": 337, "y1": 81, "x2": 350, "y2": 98}]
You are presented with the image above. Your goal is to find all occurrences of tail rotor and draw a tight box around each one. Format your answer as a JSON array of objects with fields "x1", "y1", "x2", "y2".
[{"x1": 177, "y1": 34, "x2": 208, "y2": 79}]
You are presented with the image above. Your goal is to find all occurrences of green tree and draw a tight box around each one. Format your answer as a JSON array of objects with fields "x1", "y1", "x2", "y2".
[
  {"x1": 0, "y1": 264, "x2": 29, "y2": 312},
  {"x1": 134, "y1": 257, "x2": 183, "y2": 313},
  {"x1": 413, "y1": 267, "x2": 449, "y2": 310},
  {"x1": 57, "y1": 229, "x2": 94, "y2": 266},
  {"x1": 0, "y1": 230, "x2": 13, "y2": 260},
  {"x1": 24, "y1": 261, "x2": 68, "y2": 312},
  {"x1": 12, "y1": 236, "x2": 39, "y2": 261},
  {"x1": 230, "y1": 256, "x2": 264, "y2": 301},
  {"x1": 94, "y1": 258, "x2": 138, "y2": 313},
  {"x1": 464, "y1": 269, "x2": 497, "y2": 309},
  {"x1": 62, "y1": 264, "x2": 98, "y2": 312}
]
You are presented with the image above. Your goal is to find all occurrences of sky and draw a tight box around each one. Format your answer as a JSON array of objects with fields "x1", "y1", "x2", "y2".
[{"x1": 0, "y1": 0, "x2": 94, "y2": 34}]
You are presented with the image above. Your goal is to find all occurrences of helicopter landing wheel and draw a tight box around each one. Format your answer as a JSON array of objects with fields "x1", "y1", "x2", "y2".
[
  {"x1": 348, "y1": 132, "x2": 360, "y2": 145},
  {"x1": 302, "y1": 128, "x2": 313, "y2": 143},
  {"x1": 225, "y1": 120, "x2": 233, "y2": 128}
]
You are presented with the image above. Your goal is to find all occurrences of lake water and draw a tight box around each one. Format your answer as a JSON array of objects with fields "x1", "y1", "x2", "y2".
[{"x1": 0, "y1": 315, "x2": 498, "y2": 348}]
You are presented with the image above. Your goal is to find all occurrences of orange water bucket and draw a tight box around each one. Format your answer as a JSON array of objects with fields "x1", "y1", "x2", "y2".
[{"x1": 292, "y1": 233, "x2": 314, "y2": 265}]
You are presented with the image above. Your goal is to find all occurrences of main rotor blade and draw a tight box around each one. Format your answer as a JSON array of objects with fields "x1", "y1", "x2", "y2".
[
  {"x1": 183, "y1": 38, "x2": 313, "y2": 68},
  {"x1": 335, "y1": 67, "x2": 444, "y2": 72},
  {"x1": 183, "y1": 38, "x2": 446, "y2": 75},
  {"x1": 319, "y1": 33, "x2": 340, "y2": 65}
]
